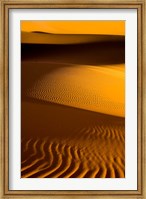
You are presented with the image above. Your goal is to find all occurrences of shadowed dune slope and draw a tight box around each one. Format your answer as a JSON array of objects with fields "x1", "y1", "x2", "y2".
[
  {"x1": 22, "y1": 32, "x2": 124, "y2": 44},
  {"x1": 21, "y1": 40, "x2": 125, "y2": 65}
]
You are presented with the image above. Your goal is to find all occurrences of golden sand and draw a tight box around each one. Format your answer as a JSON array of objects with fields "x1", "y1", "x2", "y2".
[
  {"x1": 24, "y1": 63, "x2": 124, "y2": 117},
  {"x1": 21, "y1": 21, "x2": 125, "y2": 178},
  {"x1": 21, "y1": 32, "x2": 124, "y2": 44},
  {"x1": 21, "y1": 101, "x2": 124, "y2": 178},
  {"x1": 21, "y1": 21, "x2": 125, "y2": 35}
]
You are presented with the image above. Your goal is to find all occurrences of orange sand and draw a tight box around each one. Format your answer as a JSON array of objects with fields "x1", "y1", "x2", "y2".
[
  {"x1": 21, "y1": 32, "x2": 124, "y2": 44},
  {"x1": 21, "y1": 21, "x2": 125, "y2": 178},
  {"x1": 21, "y1": 21, "x2": 125, "y2": 35},
  {"x1": 21, "y1": 101, "x2": 124, "y2": 178},
  {"x1": 24, "y1": 62, "x2": 124, "y2": 117}
]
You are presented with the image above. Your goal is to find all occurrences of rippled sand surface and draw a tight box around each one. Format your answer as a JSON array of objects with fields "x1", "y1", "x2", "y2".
[
  {"x1": 21, "y1": 30, "x2": 125, "y2": 178},
  {"x1": 21, "y1": 101, "x2": 125, "y2": 178}
]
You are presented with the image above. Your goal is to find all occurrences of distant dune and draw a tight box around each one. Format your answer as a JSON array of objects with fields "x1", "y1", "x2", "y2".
[
  {"x1": 21, "y1": 31, "x2": 124, "y2": 44},
  {"x1": 21, "y1": 32, "x2": 125, "y2": 178},
  {"x1": 21, "y1": 21, "x2": 125, "y2": 36}
]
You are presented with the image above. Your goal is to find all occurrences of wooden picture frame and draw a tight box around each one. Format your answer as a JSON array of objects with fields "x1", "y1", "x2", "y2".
[{"x1": 0, "y1": 0, "x2": 145, "y2": 198}]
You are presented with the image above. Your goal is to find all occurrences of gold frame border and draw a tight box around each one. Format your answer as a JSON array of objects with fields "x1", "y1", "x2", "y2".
[{"x1": 0, "y1": 0, "x2": 145, "y2": 198}]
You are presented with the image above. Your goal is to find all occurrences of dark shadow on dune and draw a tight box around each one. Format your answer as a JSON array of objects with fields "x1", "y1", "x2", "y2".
[
  {"x1": 21, "y1": 39, "x2": 125, "y2": 93},
  {"x1": 30, "y1": 32, "x2": 124, "y2": 38},
  {"x1": 21, "y1": 97, "x2": 124, "y2": 139},
  {"x1": 31, "y1": 31, "x2": 53, "y2": 34},
  {"x1": 21, "y1": 40, "x2": 125, "y2": 66}
]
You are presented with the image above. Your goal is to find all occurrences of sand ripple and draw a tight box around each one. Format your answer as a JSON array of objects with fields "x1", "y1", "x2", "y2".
[{"x1": 21, "y1": 124, "x2": 125, "y2": 178}]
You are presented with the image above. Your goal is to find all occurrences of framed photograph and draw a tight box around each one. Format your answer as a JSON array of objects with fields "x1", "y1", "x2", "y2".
[{"x1": 0, "y1": 0, "x2": 145, "y2": 198}]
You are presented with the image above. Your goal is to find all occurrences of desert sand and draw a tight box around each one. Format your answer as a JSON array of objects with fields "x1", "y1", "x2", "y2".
[
  {"x1": 21, "y1": 21, "x2": 125, "y2": 36},
  {"x1": 21, "y1": 101, "x2": 124, "y2": 178},
  {"x1": 21, "y1": 26, "x2": 125, "y2": 178},
  {"x1": 22, "y1": 32, "x2": 124, "y2": 44}
]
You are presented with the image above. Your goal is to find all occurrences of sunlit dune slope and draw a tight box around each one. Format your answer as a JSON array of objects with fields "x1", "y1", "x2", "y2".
[
  {"x1": 21, "y1": 32, "x2": 124, "y2": 44},
  {"x1": 22, "y1": 62, "x2": 124, "y2": 117},
  {"x1": 21, "y1": 100, "x2": 125, "y2": 178}
]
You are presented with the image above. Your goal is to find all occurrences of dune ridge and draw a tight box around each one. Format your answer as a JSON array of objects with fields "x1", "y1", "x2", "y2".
[
  {"x1": 21, "y1": 21, "x2": 125, "y2": 36},
  {"x1": 22, "y1": 31, "x2": 125, "y2": 44}
]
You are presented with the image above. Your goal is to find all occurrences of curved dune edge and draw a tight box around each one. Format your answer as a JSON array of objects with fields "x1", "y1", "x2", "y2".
[
  {"x1": 21, "y1": 32, "x2": 124, "y2": 44},
  {"x1": 25, "y1": 64, "x2": 125, "y2": 117}
]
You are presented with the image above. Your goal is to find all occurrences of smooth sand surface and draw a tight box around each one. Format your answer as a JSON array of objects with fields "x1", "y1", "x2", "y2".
[
  {"x1": 21, "y1": 34, "x2": 125, "y2": 178},
  {"x1": 21, "y1": 21, "x2": 125, "y2": 35}
]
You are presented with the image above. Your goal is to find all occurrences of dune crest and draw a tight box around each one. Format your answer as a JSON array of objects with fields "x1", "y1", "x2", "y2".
[
  {"x1": 25, "y1": 63, "x2": 124, "y2": 117},
  {"x1": 21, "y1": 32, "x2": 124, "y2": 44},
  {"x1": 21, "y1": 21, "x2": 125, "y2": 36}
]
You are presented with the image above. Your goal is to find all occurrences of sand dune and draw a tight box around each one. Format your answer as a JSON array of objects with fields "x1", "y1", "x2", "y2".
[
  {"x1": 21, "y1": 40, "x2": 124, "y2": 66},
  {"x1": 22, "y1": 62, "x2": 124, "y2": 117},
  {"x1": 21, "y1": 30, "x2": 125, "y2": 178},
  {"x1": 21, "y1": 101, "x2": 125, "y2": 178},
  {"x1": 21, "y1": 21, "x2": 125, "y2": 36},
  {"x1": 22, "y1": 32, "x2": 124, "y2": 44}
]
